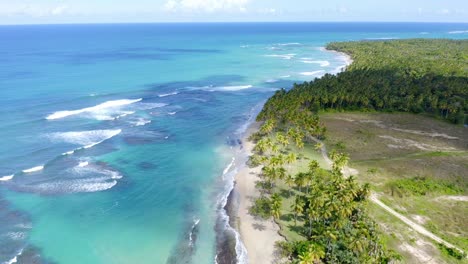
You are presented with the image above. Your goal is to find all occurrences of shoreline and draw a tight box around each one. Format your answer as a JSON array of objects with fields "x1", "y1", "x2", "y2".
[
  {"x1": 226, "y1": 49, "x2": 355, "y2": 264},
  {"x1": 230, "y1": 122, "x2": 283, "y2": 264}
]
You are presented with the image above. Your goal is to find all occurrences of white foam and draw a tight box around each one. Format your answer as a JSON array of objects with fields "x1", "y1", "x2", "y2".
[
  {"x1": 217, "y1": 85, "x2": 253, "y2": 91},
  {"x1": 158, "y1": 92, "x2": 179, "y2": 97},
  {"x1": 78, "y1": 161, "x2": 89, "y2": 167},
  {"x1": 280, "y1": 75, "x2": 291, "y2": 78},
  {"x1": 264, "y1": 53, "x2": 296, "y2": 60},
  {"x1": 5, "y1": 248, "x2": 23, "y2": 264},
  {"x1": 189, "y1": 85, "x2": 253, "y2": 91},
  {"x1": 133, "y1": 118, "x2": 151, "y2": 126},
  {"x1": 300, "y1": 70, "x2": 325, "y2": 76},
  {"x1": 277, "y1": 42, "x2": 301, "y2": 46},
  {"x1": 112, "y1": 111, "x2": 135, "y2": 120},
  {"x1": 46, "y1": 98, "x2": 142, "y2": 120},
  {"x1": 240, "y1": 45, "x2": 249, "y2": 48},
  {"x1": 22, "y1": 166, "x2": 44, "y2": 173},
  {"x1": 168, "y1": 112, "x2": 177, "y2": 115},
  {"x1": 49, "y1": 129, "x2": 122, "y2": 148},
  {"x1": 301, "y1": 60, "x2": 330, "y2": 67},
  {"x1": 7, "y1": 232, "x2": 26, "y2": 240},
  {"x1": 0, "y1": 174, "x2": 14, "y2": 181},
  {"x1": 265, "y1": 79, "x2": 278, "y2": 83},
  {"x1": 448, "y1": 30, "x2": 468, "y2": 34},
  {"x1": 62, "y1": 150, "x2": 75, "y2": 156},
  {"x1": 222, "y1": 158, "x2": 236, "y2": 177},
  {"x1": 35, "y1": 179, "x2": 118, "y2": 193},
  {"x1": 189, "y1": 218, "x2": 201, "y2": 247}
]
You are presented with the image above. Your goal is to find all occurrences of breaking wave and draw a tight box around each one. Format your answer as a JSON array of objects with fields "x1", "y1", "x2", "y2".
[{"x1": 45, "y1": 98, "x2": 142, "y2": 120}]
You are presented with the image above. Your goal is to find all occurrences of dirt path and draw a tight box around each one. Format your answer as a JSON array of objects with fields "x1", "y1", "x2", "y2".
[{"x1": 310, "y1": 136, "x2": 465, "y2": 255}]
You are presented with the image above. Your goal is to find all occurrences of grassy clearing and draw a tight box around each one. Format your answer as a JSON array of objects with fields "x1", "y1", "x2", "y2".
[{"x1": 321, "y1": 112, "x2": 468, "y2": 257}]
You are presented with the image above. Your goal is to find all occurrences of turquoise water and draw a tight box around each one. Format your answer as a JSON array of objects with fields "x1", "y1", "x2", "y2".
[{"x1": 0, "y1": 23, "x2": 467, "y2": 264}]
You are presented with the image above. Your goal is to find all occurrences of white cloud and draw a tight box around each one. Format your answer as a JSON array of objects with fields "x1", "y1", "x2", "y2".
[
  {"x1": 439, "y1": 8, "x2": 450, "y2": 15},
  {"x1": 0, "y1": 4, "x2": 70, "y2": 17},
  {"x1": 163, "y1": 0, "x2": 250, "y2": 13},
  {"x1": 51, "y1": 5, "x2": 69, "y2": 15},
  {"x1": 259, "y1": 8, "x2": 277, "y2": 15}
]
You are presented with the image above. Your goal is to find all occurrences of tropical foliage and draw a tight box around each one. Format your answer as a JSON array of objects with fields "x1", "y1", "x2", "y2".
[
  {"x1": 248, "y1": 116, "x2": 395, "y2": 262},
  {"x1": 259, "y1": 39, "x2": 468, "y2": 124}
]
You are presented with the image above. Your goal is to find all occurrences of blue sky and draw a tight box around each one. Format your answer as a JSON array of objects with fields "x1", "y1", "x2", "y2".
[{"x1": 0, "y1": 0, "x2": 467, "y2": 24}]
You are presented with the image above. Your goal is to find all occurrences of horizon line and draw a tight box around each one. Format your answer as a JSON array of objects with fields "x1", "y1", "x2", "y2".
[{"x1": 1, "y1": 21, "x2": 468, "y2": 26}]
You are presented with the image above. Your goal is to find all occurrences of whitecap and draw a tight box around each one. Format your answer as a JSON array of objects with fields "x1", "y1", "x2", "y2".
[
  {"x1": 217, "y1": 85, "x2": 253, "y2": 91},
  {"x1": 300, "y1": 70, "x2": 325, "y2": 76},
  {"x1": 5, "y1": 248, "x2": 23, "y2": 264},
  {"x1": 0, "y1": 174, "x2": 14, "y2": 181},
  {"x1": 34, "y1": 179, "x2": 118, "y2": 193},
  {"x1": 133, "y1": 118, "x2": 151, "y2": 126},
  {"x1": 277, "y1": 42, "x2": 301, "y2": 46},
  {"x1": 189, "y1": 218, "x2": 201, "y2": 247},
  {"x1": 168, "y1": 112, "x2": 177, "y2": 115},
  {"x1": 301, "y1": 60, "x2": 330, "y2": 67},
  {"x1": 448, "y1": 30, "x2": 468, "y2": 34},
  {"x1": 7, "y1": 232, "x2": 26, "y2": 241},
  {"x1": 78, "y1": 161, "x2": 89, "y2": 167},
  {"x1": 280, "y1": 75, "x2": 291, "y2": 78},
  {"x1": 158, "y1": 92, "x2": 178, "y2": 97},
  {"x1": 222, "y1": 157, "x2": 236, "y2": 177},
  {"x1": 62, "y1": 150, "x2": 75, "y2": 156},
  {"x1": 264, "y1": 54, "x2": 296, "y2": 60},
  {"x1": 22, "y1": 166, "x2": 44, "y2": 173},
  {"x1": 46, "y1": 98, "x2": 142, "y2": 120},
  {"x1": 187, "y1": 85, "x2": 253, "y2": 91},
  {"x1": 112, "y1": 111, "x2": 135, "y2": 120},
  {"x1": 49, "y1": 129, "x2": 122, "y2": 148}
]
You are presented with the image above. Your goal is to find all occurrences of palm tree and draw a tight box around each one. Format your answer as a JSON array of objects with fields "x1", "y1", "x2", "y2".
[
  {"x1": 286, "y1": 152, "x2": 297, "y2": 166},
  {"x1": 292, "y1": 196, "x2": 305, "y2": 225},
  {"x1": 285, "y1": 174, "x2": 295, "y2": 196},
  {"x1": 275, "y1": 132, "x2": 289, "y2": 148},
  {"x1": 308, "y1": 160, "x2": 319, "y2": 173},
  {"x1": 298, "y1": 243, "x2": 325, "y2": 264},
  {"x1": 260, "y1": 119, "x2": 275, "y2": 134},
  {"x1": 270, "y1": 193, "x2": 282, "y2": 220},
  {"x1": 294, "y1": 172, "x2": 307, "y2": 193}
]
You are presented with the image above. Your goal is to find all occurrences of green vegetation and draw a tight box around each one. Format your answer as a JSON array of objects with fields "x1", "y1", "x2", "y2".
[
  {"x1": 250, "y1": 39, "x2": 467, "y2": 262},
  {"x1": 320, "y1": 112, "x2": 468, "y2": 253},
  {"x1": 248, "y1": 115, "x2": 395, "y2": 263},
  {"x1": 386, "y1": 177, "x2": 464, "y2": 197},
  {"x1": 259, "y1": 39, "x2": 467, "y2": 124},
  {"x1": 438, "y1": 243, "x2": 467, "y2": 260}
]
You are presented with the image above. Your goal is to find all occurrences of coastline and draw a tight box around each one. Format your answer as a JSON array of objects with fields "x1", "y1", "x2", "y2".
[
  {"x1": 226, "y1": 48, "x2": 355, "y2": 264},
  {"x1": 230, "y1": 122, "x2": 284, "y2": 264}
]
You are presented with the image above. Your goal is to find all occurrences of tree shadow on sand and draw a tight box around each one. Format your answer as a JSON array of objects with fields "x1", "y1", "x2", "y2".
[{"x1": 252, "y1": 222, "x2": 267, "y2": 231}]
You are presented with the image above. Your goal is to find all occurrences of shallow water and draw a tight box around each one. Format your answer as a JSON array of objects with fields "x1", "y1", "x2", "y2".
[{"x1": 0, "y1": 22, "x2": 466, "y2": 264}]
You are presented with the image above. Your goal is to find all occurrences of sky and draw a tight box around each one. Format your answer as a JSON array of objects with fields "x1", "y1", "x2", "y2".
[{"x1": 0, "y1": 0, "x2": 467, "y2": 25}]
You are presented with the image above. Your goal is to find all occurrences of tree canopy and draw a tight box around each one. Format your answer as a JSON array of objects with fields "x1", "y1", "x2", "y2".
[{"x1": 259, "y1": 39, "x2": 468, "y2": 125}]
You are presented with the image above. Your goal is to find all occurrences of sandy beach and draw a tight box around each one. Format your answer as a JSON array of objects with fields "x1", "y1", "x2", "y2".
[{"x1": 233, "y1": 122, "x2": 284, "y2": 264}]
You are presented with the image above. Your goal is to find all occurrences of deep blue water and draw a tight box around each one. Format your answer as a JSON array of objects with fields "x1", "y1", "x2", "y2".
[{"x1": 0, "y1": 22, "x2": 467, "y2": 264}]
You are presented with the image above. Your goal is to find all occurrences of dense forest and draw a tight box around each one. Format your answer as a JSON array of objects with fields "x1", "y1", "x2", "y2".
[{"x1": 259, "y1": 39, "x2": 468, "y2": 124}]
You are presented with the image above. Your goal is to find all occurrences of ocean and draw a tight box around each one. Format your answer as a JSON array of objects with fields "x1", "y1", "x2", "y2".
[{"x1": 0, "y1": 22, "x2": 467, "y2": 264}]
